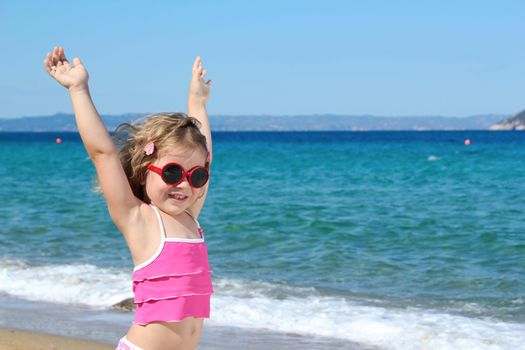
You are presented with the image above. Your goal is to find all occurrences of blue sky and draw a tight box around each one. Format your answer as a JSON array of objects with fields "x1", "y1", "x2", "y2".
[{"x1": 0, "y1": 0, "x2": 524, "y2": 119}]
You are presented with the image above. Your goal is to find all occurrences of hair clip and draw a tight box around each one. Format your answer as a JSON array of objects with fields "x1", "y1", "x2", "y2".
[{"x1": 144, "y1": 142, "x2": 155, "y2": 156}]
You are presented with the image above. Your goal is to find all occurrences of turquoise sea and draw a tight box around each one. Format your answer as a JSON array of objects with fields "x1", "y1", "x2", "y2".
[{"x1": 0, "y1": 131, "x2": 524, "y2": 349}]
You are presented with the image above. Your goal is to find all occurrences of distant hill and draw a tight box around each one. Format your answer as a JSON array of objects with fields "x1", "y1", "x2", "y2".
[
  {"x1": 210, "y1": 114, "x2": 506, "y2": 131},
  {"x1": 489, "y1": 109, "x2": 525, "y2": 130},
  {"x1": 0, "y1": 113, "x2": 143, "y2": 132},
  {"x1": 0, "y1": 113, "x2": 508, "y2": 132}
]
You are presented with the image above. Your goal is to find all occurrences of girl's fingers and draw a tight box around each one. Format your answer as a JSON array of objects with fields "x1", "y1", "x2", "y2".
[
  {"x1": 192, "y1": 56, "x2": 201, "y2": 73},
  {"x1": 45, "y1": 54, "x2": 55, "y2": 73},
  {"x1": 49, "y1": 47, "x2": 68, "y2": 67},
  {"x1": 59, "y1": 47, "x2": 68, "y2": 62},
  {"x1": 44, "y1": 48, "x2": 64, "y2": 76},
  {"x1": 52, "y1": 50, "x2": 59, "y2": 66},
  {"x1": 45, "y1": 57, "x2": 57, "y2": 75}
]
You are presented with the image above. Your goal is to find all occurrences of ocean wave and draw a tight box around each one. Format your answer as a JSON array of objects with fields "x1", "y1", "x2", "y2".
[
  {"x1": 1, "y1": 257, "x2": 524, "y2": 349},
  {"x1": 209, "y1": 278, "x2": 525, "y2": 350},
  {"x1": 0, "y1": 256, "x2": 130, "y2": 308}
]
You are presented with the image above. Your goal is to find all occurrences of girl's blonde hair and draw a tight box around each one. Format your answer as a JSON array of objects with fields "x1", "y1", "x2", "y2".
[{"x1": 112, "y1": 112, "x2": 209, "y2": 202}]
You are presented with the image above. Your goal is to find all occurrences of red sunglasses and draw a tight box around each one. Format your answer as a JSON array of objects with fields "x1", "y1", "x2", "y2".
[{"x1": 147, "y1": 162, "x2": 209, "y2": 188}]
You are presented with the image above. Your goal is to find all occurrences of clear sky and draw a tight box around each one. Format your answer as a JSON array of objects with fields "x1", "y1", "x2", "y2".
[{"x1": 1, "y1": 0, "x2": 524, "y2": 119}]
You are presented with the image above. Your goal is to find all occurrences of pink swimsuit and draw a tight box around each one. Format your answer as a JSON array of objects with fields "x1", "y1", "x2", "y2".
[{"x1": 131, "y1": 205, "x2": 213, "y2": 325}]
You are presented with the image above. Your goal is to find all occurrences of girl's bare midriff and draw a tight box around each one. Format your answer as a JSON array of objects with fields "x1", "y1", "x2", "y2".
[{"x1": 126, "y1": 317, "x2": 204, "y2": 350}]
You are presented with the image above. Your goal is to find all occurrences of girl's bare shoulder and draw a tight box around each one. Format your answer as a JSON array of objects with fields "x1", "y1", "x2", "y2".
[{"x1": 121, "y1": 203, "x2": 162, "y2": 267}]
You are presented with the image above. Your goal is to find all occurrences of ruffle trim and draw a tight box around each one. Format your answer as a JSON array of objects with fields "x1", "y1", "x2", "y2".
[
  {"x1": 134, "y1": 291, "x2": 213, "y2": 304},
  {"x1": 132, "y1": 269, "x2": 212, "y2": 283}
]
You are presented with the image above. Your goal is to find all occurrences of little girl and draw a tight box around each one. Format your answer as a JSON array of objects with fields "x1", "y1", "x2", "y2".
[{"x1": 44, "y1": 47, "x2": 214, "y2": 350}]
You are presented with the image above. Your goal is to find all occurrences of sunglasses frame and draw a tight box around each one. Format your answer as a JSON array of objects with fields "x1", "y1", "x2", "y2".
[{"x1": 147, "y1": 162, "x2": 209, "y2": 188}]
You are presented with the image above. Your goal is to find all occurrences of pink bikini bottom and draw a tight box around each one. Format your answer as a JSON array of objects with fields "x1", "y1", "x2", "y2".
[{"x1": 116, "y1": 336, "x2": 144, "y2": 350}]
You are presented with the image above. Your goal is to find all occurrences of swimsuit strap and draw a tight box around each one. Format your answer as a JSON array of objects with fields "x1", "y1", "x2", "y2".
[
  {"x1": 149, "y1": 204, "x2": 167, "y2": 239},
  {"x1": 149, "y1": 205, "x2": 203, "y2": 239}
]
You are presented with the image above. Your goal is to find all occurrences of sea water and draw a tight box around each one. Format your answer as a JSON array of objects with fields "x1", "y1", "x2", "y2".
[{"x1": 0, "y1": 131, "x2": 524, "y2": 350}]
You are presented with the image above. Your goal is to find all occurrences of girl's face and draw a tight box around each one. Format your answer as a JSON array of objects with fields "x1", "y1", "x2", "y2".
[{"x1": 144, "y1": 146, "x2": 207, "y2": 215}]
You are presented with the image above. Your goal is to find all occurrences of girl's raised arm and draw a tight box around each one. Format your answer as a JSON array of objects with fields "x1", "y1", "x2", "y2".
[
  {"x1": 44, "y1": 47, "x2": 142, "y2": 232},
  {"x1": 187, "y1": 56, "x2": 213, "y2": 219}
]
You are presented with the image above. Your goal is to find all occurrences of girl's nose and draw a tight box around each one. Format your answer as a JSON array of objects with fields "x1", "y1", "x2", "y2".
[{"x1": 173, "y1": 175, "x2": 191, "y2": 188}]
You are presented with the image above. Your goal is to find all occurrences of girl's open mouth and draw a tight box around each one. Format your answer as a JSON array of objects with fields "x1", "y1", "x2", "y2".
[{"x1": 168, "y1": 193, "x2": 188, "y2": 201}]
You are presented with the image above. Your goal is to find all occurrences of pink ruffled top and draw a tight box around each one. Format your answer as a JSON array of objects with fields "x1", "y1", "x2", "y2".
[{"x1": 131, "y1": 205, "x2": 213, "y2": 325}]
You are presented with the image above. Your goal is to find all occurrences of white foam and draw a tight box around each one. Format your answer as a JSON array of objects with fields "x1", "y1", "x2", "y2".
[
  {"x1": 207, "y1": 278, "x2": 525, "y2": 350},
  {"x1": 0, "y1": 256, "x2": 132, "y2": 308},
  {"x1": 427, "y1": 155, "x2": 441, "y2": 161},
  {"x1": 1, "y1": 257, "x2": 524, "y2": 349}
]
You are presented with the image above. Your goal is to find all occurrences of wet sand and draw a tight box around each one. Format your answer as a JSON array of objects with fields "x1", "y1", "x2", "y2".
[{"x1": 0, "y1": 327, "x2": 114, "y2": 350}]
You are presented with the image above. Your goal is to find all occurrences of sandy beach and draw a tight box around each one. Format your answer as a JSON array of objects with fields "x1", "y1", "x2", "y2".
[{"x1": 0, "y1": 327, "x2": 114, "y2": 350}]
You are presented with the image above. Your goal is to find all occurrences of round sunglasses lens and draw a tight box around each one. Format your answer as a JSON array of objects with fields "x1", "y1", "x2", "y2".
[
  {"x1": 162, "y1": 164, "x2": 183, "y2": 184},
  {"x1": 190, "y1": 168, "x2": 209, "y2": 188}
]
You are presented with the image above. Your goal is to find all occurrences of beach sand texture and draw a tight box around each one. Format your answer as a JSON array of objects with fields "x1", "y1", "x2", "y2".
[{"x1": 0, "y1": 327, "x2": 113, "y2": 350}]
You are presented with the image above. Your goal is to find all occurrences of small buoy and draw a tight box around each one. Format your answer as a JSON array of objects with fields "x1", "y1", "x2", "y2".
[
  {"x1": 56, "y1": 137, "x2": 62, "y2": 144},
  {"x1": 464, "y1": 139, "x2": 471, "y2": 146}
]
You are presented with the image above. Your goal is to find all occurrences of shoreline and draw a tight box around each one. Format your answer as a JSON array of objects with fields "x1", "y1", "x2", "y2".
[{"x1": 0, "y1": 293, "x2": 366, "y2": 350}]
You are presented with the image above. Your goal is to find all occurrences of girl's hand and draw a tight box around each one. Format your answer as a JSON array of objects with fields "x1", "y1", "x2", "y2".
[
  {"x1": 44, "y1": 47, "x2": 89, "y2": 91},
  {"x1": 189, "y1": 56, "x2": 211, "y2": 105}
]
